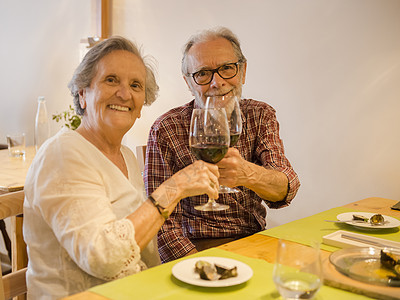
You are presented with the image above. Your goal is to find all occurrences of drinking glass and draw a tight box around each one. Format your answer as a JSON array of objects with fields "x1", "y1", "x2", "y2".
[
  {"x1": 189, "y1": 108, "x2": 230, "y2": 211},
  {"x1": 205, "y1": 95, "x2": 242, "y2": 193},
  {"x1": 6, "y1": 133, "x2": 26, "y2": 158},
  {"x1": 273, "y1": 239, "x2": 323, "y2": 300}
]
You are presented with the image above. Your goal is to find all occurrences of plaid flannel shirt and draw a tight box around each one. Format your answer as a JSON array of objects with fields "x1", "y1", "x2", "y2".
[{"x1": 144, "y1": 99, "x2": 300, "y2": 262}]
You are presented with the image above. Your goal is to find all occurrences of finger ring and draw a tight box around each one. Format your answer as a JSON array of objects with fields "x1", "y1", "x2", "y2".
[{"x1": 209, "y1": 181, "x2": 215, "y2": 188}]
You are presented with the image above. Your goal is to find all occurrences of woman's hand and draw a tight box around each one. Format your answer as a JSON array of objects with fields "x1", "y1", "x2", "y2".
[
  {"x1": 129, "y1": 160, "x2": 219, "y2": 251},
  {"x1": 153, "y1": 160, "x2": 220, "y2": 208},
  {"x1": 172, "y1": 160, "x2": 220, "y2": 200}
]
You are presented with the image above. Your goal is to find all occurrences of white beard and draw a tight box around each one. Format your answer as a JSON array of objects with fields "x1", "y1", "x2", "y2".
[{"x1": 192, "y1": 83, "x2": 243, "y2": 113}]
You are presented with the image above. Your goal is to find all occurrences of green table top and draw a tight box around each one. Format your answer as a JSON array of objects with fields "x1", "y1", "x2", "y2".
[
  {"x1": 90, "y1": 248, "x2": 372, "y2": 299},
  {"x1": 259, "y1": 206, "x2": 400, "y2": 251},
  {"x1": 89, "y1": 206, "x2": 400, "y2": 299}
]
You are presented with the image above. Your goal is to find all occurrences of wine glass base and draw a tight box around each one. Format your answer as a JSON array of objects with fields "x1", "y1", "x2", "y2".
[
  {"x1": 219, "y1": 185, "x2": 240, "y2": 193},
  {"x1": 194, "y1": 202, "x2": 229, "y2": 211}
]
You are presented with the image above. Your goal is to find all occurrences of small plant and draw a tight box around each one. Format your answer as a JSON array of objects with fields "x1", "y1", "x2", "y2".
[{"x1": 52, "y1": 105, "x2": 81, "y2": 130}]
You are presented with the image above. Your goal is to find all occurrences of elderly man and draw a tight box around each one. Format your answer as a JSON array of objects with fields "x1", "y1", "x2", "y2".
[{"x1": 145, "y1": 27, "x2": 300, "y2": 263}]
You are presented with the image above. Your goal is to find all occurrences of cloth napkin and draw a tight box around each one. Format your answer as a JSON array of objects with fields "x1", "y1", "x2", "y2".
[{"x1": 90, "y1": 248, "x2": 370, "y2": 299}]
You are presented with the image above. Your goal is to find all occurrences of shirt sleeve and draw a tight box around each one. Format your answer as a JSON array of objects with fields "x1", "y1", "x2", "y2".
[
  {"x1": 28, "y1": 137, "x2": 144, "y2": 280},
  {"x1": 144, "y1": 121, "x2": 196, "y2": 263},
  {"x1": 255, "y1": 104, "x2": 300, "y2": 208}
]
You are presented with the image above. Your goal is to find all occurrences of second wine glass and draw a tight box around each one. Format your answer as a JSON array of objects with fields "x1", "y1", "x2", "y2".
[
  {"x1": 205, "y1": 95, "x2": 242, "y2": 193},
  {"x1": 189, "y1": 108, "x2": 230, "y2": 211}
]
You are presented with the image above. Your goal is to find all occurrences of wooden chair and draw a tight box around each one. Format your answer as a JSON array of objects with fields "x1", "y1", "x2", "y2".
[
  {"x1": 136, "y1": 145, "x2": 147, "y2": 175},
  {"x1": 0, "y1": 190, "x2": 27, "y2": 300}
]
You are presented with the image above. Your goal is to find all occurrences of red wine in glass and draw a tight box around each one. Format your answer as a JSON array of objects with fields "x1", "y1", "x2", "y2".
[
  {"x1": 191, "y1": 142, "x2": 228, "y2": 164},
  {"x1": 229, "y1": 133, "x2": 240, "y2": 147},
  {"x1": 205, "y1": 95, "x2": 243, "y2": 193},
  {"x1": 189, "y1": 108, "x2": 230, "y2": 211}
]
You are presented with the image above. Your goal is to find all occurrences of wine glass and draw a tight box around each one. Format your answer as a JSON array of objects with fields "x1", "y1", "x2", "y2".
[
  {"x1": 205, "y1": 95, "x2": 242, "y2": 193},
  {"x1": 273, "y1": 239, "x2": 323, "y2": 300},
  {"x1": 189, "y1": 108, "x2": 230, "y2": 211}
]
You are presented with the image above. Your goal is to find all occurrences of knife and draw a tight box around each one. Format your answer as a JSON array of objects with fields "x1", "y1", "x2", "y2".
[{"x1": 341, "y1": 234, "x2": 400, "y2": 249}]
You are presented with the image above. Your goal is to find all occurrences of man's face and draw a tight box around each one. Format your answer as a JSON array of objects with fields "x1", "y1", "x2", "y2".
[{"x1": 184, "y1": 37, "x2": 246, "y2": 107}]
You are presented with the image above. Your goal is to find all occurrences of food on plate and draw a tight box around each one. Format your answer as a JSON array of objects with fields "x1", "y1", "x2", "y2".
[
  {"x1": 215, "y1": 263, "x2": 238, "y2": 279},
  {"x1": 194, "y1": 260, "x2": 212, "y2": 273},
  {"x1": 352, "y1": 214, "x2": 369, "y2": 222},
  {"x1": 194, "y1": 260, "x2": 238, "y2": 281},
  {"x1": 369, "y1": 214, "x2": 385, "y2": 225},
  {"x1": 380, "y1": 249, "x2": 400, "y2": 282},
  {"x1": 198, "y1": 264, "x2": 221, "y2": 281}
]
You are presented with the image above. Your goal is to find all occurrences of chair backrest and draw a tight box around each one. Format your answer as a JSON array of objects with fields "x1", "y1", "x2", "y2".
[
  {"x1": 0, "y1": 190, "x2": 27, "y2": 300},
  {"x1": 136, "y1": 145, "x2": 147, "y2": 174}
]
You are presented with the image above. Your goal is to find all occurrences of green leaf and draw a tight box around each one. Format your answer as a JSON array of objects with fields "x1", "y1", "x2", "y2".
[{"x1": 52, "y1": 106, "x2": 82, "y2": 130}]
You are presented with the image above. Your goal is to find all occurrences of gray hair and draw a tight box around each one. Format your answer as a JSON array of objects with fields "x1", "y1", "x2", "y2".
[
  {"x1": 181, "y1": 27, "x2": 247, "y2": 76},
  {"x1": 68, "y1": 36, "x2": 159, "y2": 115}
]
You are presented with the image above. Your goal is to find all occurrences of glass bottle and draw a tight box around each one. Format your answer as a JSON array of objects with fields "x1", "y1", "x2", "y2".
[{"x1": 34, "y1": 96, "x2": 50, "y2": 151}]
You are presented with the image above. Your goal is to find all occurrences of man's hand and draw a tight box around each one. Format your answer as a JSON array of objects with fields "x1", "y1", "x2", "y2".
[
  {"x1": 216, "y1": 148, "x2": 247, "y2": 187},
  {"x1": 217, "y1": 148, "x2": 289, "y2": 202}
]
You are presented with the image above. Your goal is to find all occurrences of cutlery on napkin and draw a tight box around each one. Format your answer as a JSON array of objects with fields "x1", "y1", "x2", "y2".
[{"x1": 341, "y1": 234, "x2": 400, "y2": 250}]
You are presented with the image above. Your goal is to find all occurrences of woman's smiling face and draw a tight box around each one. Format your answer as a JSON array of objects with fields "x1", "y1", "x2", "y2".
[{"x1": 79, "y1": 50, "x2": 146, "y2": 135}]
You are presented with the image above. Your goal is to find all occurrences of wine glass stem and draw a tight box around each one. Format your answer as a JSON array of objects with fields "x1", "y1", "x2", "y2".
[
  {"x1": 207, "y1": 198, "x2": 218, "y2": 207},
  {"x1": 194, "y1": 197, "x2": 229, "y2": 211}
]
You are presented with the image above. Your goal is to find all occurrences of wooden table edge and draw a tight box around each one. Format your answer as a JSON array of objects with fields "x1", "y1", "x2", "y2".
[{"x1": 62, "y1": 197, "x2": 400, "y2": 299}]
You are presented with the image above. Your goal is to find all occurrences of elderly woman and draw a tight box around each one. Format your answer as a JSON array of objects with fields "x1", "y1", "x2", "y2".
[{"x1": 23, "y1": 36, "x2": 220, "y2": 299}]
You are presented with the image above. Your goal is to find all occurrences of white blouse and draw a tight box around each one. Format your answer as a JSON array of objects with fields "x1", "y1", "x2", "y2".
[{"x1": 23, "y1": 128, "x2": 160, "y2": 299}]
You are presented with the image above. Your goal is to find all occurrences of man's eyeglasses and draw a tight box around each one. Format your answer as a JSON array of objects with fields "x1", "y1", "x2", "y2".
[{"x1": 189, "y1": 62, "x2": 241, "y2": 85}]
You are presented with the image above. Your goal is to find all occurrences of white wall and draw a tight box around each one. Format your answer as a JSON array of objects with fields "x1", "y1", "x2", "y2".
[
  {"x1": 0, "y1": 0, "x2": 94, "y2": 145},
  {"x1": 113, "y1": 0, "x2": 400, "y2": 227},
  {"x1": 1, "y1": 0, "x2": 399, "y2": 228}
]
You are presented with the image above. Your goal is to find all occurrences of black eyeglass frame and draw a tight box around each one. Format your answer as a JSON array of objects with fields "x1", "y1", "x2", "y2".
[{"x1": 188, "y1": 61, "x2": 243, "y2": 86}]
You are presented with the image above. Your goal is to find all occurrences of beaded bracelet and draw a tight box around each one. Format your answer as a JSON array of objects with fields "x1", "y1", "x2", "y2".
[{"x1": 148, "y1": 195, "x2": 169, "y2": 220}]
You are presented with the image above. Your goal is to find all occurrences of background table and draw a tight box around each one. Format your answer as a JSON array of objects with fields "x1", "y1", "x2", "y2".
[
  {"x1": 0, "y1": 147, "x2": 34, "y2": 274},
  {"x1": 0, "y1": 147, "x2": 35, "y2": 192}
]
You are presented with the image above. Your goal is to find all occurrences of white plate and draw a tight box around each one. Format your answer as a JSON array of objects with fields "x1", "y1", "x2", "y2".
[
  {"x1": 336, "y1": 212, "x2": 400, "y2": 229},
  {"x1": 172, "y1": 256, "x2": 253, "y2": 287}
]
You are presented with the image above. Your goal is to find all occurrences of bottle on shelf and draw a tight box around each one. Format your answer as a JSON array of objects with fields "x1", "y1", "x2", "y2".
[{"x1": 34, "y1": 96, "x2": 50, "y2": 151}]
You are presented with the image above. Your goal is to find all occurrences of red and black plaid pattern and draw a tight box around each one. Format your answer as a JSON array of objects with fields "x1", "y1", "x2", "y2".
[{"x1": 144, "y1": 99, "x2": 300, "y2": 263}]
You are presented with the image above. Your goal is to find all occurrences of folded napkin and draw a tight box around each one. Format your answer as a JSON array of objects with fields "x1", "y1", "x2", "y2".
[{"x1": 90, "y1": 248, "x2": 369, "y2": 299}]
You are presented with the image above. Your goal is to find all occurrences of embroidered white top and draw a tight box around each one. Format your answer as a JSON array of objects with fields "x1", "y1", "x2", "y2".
[{"x1": 23, "y1": 128, "x2": 160, "y2": 299}]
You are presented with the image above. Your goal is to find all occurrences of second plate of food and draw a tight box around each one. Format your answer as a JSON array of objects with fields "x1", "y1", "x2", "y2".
[
  {"x1": 172, "y1": 256, "x2": 253, "y2": 287},
  {"x1": 336, "y1": 212, "x2": 400, "y2": 229},
  {"x1": 330, "y1": 247, "x2": 400, "y2": 286}
]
